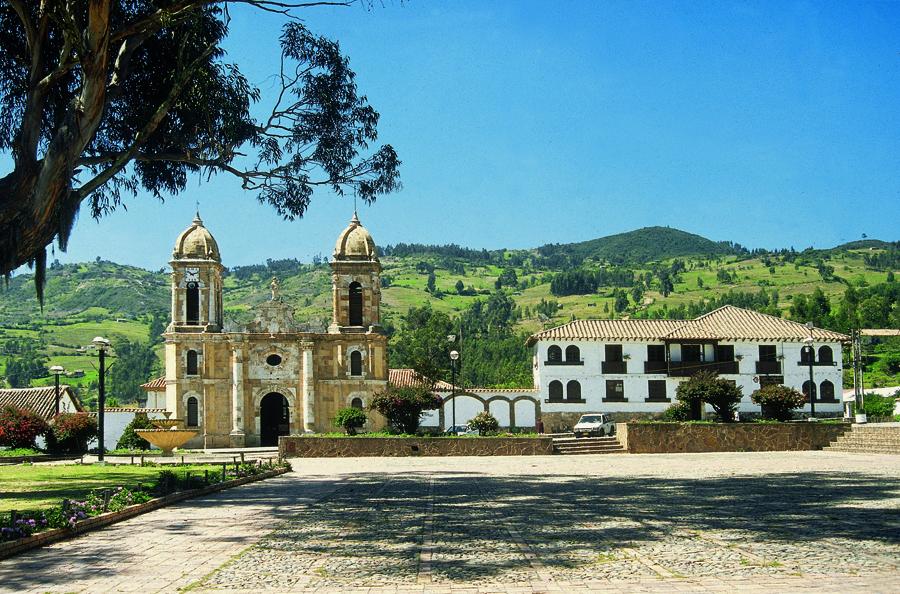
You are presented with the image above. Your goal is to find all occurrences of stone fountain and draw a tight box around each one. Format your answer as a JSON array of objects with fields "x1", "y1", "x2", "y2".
[{"x1": 135, "y1": 415, "x2": 198, "y2": 456}]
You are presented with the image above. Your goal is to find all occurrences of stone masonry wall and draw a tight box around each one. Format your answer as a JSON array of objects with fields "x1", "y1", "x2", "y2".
[
  {"x1": 280, "y1": 436, "x2": 554, "y2": 458},
  {"x1": 616, "y1": 422, "x2": 850, "y2": 454}
]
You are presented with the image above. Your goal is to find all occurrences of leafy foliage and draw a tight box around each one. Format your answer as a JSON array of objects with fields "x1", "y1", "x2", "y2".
[
  {"x1": 751, "y1": 385, "x2": 806, "y2": 421},
  {"x1": 0, "y1": 405, "x2": 50, "y2": 448},
  {"x1": 115, "y1": 414, "x2": 155, "y2": 451},
  {"x1": 467, "y1": 411, "x2": 499, "y2": 435},
  {"x1": 862, "y1": 393, "x2": 897, "y2": 419},
  {"x1": 370, "y1": 384, "x2": 442, "y2": 434},
  {"x1": 675, "y1": 371, "x2": 744, "y2": 423},
  {"x1": 661, "y1": 401, "x2": 692, "y2": 422},
  {"x1": 332, "y1": 407, "x2": 368, "y2": 435},
  {"x1": 0, "y1": 2, "x2": 399, "y2": 302},
  {"x1": 50, "y1": 413, "x2": 98, "y2": 454},
  {"x1": 3, "y1": 345, "x2": 48, "y2": 387},
  {"x1": 108, "y1": 340, "x2": 158, "y2": 405}
]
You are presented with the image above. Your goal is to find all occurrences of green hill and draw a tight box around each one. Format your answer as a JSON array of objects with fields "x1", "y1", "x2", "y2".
[
  {"x1": 537, "y1": 226, "x2": 744, "y2": 265},
  {"x1": 1, "y1": 227, "x2": 898, "y2": 399}
]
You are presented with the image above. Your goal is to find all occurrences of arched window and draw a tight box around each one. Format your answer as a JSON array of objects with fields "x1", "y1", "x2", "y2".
[
  {"x1": 349, "y1": 282, "x2": 363, "y2": 326},
  {"x1": 351, "y1": 397, "x2": 364, "y2": 409},
  {"x1": 566, "y1": 380, "x2": 581, "y2": 401},
  {"x1": 186, "y1": 350, "x2": 199, "y2": 375},
  {"x1": 800, "y1": 345, "x2": 815, "y2": 364},
  {"x1": 547, "y1": 345, "x2": 562, "y2": 363},
  {"x1": 818, "y1": 345, "x2": 833, "y2": 364},
  {"x1": 350, "y1": 351, "x2": 363, "y2": 376},
  {"x1": 565, "y1": 345, "x2": 580, "y2": 363},
  {"x1": 548, "y1": 380, "x2": 563, "y2": 401},
  {"x1": 186, "y1": 397, "x2": 199, "y2": 427},
  {"x1": 802, "y1": 380, "x2": 817, "y2": 402},
  {"x1": 186, "y1": 282, "x2": 200, "y2": 324},
  {"x1": 820, "y1": 380, "x2": 835, "y2": 402}
]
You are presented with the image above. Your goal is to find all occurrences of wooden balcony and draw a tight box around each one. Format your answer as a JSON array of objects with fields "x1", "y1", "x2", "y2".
[
  {"x1": 756, "y1": 360, "x2": 782, "y2": 375},
  {"x1": 644, "y1": 361, "x2": 668, "y2": 374},
  {"x1": 602, "y1": 361, "x2": 628, "y2": 374},
  {"x1": 667, "y1": 361, "x2": 738, "y2": 377}
]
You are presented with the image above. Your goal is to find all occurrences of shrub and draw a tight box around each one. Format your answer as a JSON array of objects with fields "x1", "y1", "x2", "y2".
[
  {"x1": 661, "y1": 401, "x2": 692, "y2": 422},
  {"x1": 116, "y1": 414, "x2": 155, "y2": 450},
  {"x1": 751, "y1": 385, "x2": 806, "y2": 421},
  {"x1": 468, "y1": 411, "x2": 499, "y2": 435},
  {"x1": 863, "y1": 394, "x2": 895, "y2": 419},
  {"x1": 370, "y1": 384, "x2": 442, "y2": 434},
  {"x1": 51, "y1": 412, "x2": 98, "y2": 454},
  {"x1": 676, "y1": 371, "x2": 743, "y2": 423},
  {"x1": 332, "y1": 407, "x2": 367, "y2": 435},
  {"x1": 0, "y1": 405, "x2": 50, "y2": 449}
]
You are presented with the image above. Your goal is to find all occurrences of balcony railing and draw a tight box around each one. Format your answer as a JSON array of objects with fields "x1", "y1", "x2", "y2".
[
  {"x1": 667, "y1": 361, "x2": 738, "y2": 377},
  {"x1": 756, "y1": 360, "x2": 782, "y2": 375},
  {"x1": 797, "y1": 361, "x2": 837, "y2": 367},
  {"x1": 644, "y1": 361, "x2": 668, "y2": 374},
  {"x1": 544, "y1": 360, "x2": 584, "y2": 366},
  {"x1": 602, "y1": 361, "x2": 628, "y2": 374}
]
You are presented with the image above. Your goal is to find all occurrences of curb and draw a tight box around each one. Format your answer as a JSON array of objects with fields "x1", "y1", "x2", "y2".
[
  {"x1": 0, "y1": 455, "x2": 83, "y2": 465},
  {"x1": 0, "y1": 467, "x2": 289, "y2": 560}
]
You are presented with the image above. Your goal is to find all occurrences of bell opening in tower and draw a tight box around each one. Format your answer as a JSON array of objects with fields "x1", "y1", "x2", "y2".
[
  {"x1": 349, "y1": 282, "x2": 363, "y2": 326},
  {"x1": 186, "y1": 282, "x2": 200, "y2": 324}
]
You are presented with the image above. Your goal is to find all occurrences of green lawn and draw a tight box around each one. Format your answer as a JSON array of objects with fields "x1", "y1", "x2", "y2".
[{"x1": 0, "y1": 464, "x2": 218, "y2": 512}]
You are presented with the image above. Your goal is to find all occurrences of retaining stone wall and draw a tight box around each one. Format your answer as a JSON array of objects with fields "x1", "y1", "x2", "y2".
[
  {"x1": 616, "y1": 422, "x2": 850, "y2": 454},
  {"x1": 279, "y1": 436, "x2": 553, "y2": 457}
]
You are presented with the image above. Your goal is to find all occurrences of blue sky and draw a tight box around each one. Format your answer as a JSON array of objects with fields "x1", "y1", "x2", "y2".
[{"x1": 14, "y1": 1, "x2": 900, "y2": 271}]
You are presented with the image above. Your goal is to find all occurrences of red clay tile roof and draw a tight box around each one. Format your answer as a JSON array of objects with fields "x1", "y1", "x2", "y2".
[
  {"x1": 526, "y1": 319, "x2": 685, "y2": 345},
  {"x1": 102, "y1": 407, "x2": 169, "y2": 413},
  {"x1": 389, "y1": 369, "x2": 534, "y2": 392},
  {"x1": 527, "y1": 305, "x2": 850, "y2": 345},
  {"x1": 0, "y1": 386, "x2": 84, "y2": 420},
  {"x1": 388, "y1": 369, "x2": 453, "y2": 390},
  {"x1": 140, "y1": 377, "x2": 166, "y2": 391},
  {"x1": 663, "y1": 306, "x2": 850, "y2": 342}
]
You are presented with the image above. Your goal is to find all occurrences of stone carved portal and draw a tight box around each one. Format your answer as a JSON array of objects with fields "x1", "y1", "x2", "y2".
[{"x1": 260, "y1": 392, "x2": 290, "y2": 446}]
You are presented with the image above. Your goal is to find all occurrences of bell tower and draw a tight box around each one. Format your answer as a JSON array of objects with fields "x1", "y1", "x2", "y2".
[
  {"x1": 330, "y1": 213, "x2": 382, "y2": 333},
  {"x1": 169, "y1": 213, "x2": 224, "y2": 332}
]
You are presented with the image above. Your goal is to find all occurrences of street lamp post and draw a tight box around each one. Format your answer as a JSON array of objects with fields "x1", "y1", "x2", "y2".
[
  {"x1": 804, "y1": 322, "x2": 816, "y2": 420},
  {"x1": 92, "y1": 337, "x2": 111, "y2": 462},
  {"x1": 450, "y1": 350, "x2": 459, "y2": 431},
  {"x1": 49, "y1": 365, "x2": 65, "y2": 416}
]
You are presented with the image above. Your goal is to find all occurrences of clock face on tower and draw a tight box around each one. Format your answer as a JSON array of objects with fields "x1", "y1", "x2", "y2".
[{"x1": 184, "y1": 268, "x2": 200, "y2": 282}]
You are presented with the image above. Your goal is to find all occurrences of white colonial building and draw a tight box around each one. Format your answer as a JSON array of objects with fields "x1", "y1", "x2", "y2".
[{"x1": 527, "y1": 306, "x2": 849, "y2": 432}]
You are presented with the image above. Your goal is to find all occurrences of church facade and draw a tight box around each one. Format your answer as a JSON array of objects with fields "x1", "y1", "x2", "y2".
[{"x1": 163, "y1": 213, "x2": 388, "y2": 448}]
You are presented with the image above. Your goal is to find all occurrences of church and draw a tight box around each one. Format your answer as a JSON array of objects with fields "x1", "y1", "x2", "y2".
[{"x1": 163, "y1": 212, "x2": 389, "y2": 448}]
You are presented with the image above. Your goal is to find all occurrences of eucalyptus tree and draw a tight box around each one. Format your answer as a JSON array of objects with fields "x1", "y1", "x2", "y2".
[{"x1": 0, "y1": 1, "x2": 400, "y2": 302}]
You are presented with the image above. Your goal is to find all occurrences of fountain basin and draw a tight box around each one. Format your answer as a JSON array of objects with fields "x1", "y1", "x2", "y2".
[
  {"x1": 135, "y1": 428, "x2": 198, "y2": 456},
  {"x1": 151, "y1": 419, "x2": 182, "y2": 430}
]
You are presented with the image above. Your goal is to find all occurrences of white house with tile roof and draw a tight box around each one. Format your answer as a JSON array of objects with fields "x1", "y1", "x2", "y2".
[{"x1": 526, "y1": 306, "x2": 849, "y2": 432}]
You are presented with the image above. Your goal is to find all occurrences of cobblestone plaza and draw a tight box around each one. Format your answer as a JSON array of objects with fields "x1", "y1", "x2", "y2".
[{"x1": 1, "y1": 451, "x2": 898, "y2": 593}]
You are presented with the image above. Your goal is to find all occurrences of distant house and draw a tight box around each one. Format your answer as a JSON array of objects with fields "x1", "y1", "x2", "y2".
[
  {"x1": 140, "y1": 376, "x2": 167, "y2": 409},
  {"x1": 0, "y1": 385, "x2": 84, "y2": 421},
  {"x1": 527, "y1": 305, "x2": 849, "y2": 432}
]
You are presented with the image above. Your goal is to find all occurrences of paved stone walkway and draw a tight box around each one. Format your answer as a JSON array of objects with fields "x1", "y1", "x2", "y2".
[{"x1": 1, "y1": 451, "x2": 898, "y2": 593}]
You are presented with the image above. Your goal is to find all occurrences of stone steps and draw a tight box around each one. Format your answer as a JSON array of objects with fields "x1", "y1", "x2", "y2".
[
  {"x1": 552, "y1": 437, "x2": 626, "y2": 455},
  {"x1": 824, "y1": 425, "x2": 900, "y2": 455}
]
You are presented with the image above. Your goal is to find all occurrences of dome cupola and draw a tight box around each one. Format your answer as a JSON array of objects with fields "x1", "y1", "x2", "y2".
[
  {"x1": 173, "y1": 213, "x2": 220, "y2": 261},
  {"x1": 333, "y1": 212, "x2": 378, "y2": 262}
]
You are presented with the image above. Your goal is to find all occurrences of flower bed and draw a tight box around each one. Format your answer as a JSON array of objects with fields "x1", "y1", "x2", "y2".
[{"x1": 0, "y1": 459, "x2": 290, "y2": 549}]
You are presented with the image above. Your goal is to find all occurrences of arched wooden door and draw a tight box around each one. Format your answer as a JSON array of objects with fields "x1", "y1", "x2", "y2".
[{"x1": 260, "y1": 392, "x2": 290, "y2": 446}]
